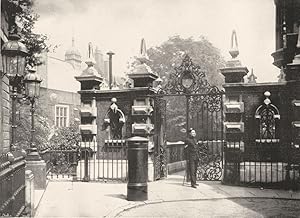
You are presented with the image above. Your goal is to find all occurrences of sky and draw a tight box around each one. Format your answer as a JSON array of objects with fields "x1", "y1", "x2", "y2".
[{"x1": 34, "y1": 0, "x2": 278, "y2": 82}]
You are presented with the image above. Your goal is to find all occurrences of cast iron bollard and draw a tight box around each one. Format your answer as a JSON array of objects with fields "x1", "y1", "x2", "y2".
[{"x1": 127, "y1": 136, "x2": 149, "y2": 201}]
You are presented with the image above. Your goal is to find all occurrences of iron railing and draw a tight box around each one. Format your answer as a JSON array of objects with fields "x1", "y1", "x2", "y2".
[
  {"x1": 40, "y1": 149, "x2": 78, "y2": 180},
  {"x1": 223, "y1": 139, "x2": 300, "y2": 189},
  {"x1": 166, "y1": 141, "x2": 185, "y2": 163},
  {"x1": 0, "y1": 152, "x2": 26, "y2": 217},
  {"x1": 40, "y1": 140, "x2": 128, "y2": 182},
  {"x1": 76, "y1": 140, "x2": 128, "y2": 182}
]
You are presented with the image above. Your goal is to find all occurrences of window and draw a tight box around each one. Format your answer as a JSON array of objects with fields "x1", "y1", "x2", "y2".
[{"x1": 55, "y1": 105, "x2": 69, "y2": 127}]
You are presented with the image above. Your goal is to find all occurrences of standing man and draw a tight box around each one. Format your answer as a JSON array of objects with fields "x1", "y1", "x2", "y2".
[{"x1": 185, "y1": 128, "x2": 199, "y2": 188}]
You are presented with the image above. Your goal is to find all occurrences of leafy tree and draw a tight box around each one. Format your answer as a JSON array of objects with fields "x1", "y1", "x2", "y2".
[
  {"x1": 147, "y1": 35, "x2": 225, "y2": 88},
  {"x1": 15, "y1": 99, "x2": 51, "y2": 151},
  {"x1": 5, "y1": 0, "x2": 50, "y2": 66},
  {"x1": 146, "y1": 35, "x2": 225, "y2": 141}
]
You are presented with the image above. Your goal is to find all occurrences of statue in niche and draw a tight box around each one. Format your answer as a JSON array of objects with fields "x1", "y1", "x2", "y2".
[{"x1": 103, "y1": 98, "x2": 125, "y2": 139}]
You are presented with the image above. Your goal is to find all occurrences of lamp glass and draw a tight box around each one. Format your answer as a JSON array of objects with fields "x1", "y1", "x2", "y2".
[
  {"x1": 25, "y1": 80, "x2": 40, "y2": 99},
  {"x1": 2, "y1": 52, "x2": 26, "y2": 78}
]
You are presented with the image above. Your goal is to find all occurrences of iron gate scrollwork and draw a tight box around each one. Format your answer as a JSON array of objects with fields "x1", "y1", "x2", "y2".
[
  {"x1": 153, "y1": 97, "x2": 167, "y2": 180},
  {"x1": 153, "y1": 54, "x2": 224, "y2": 181}
]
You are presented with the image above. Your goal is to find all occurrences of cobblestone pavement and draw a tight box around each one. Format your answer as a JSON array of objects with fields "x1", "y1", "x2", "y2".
[{"x1": 118, "y1": 198, "x2": 300, "y2": 217}]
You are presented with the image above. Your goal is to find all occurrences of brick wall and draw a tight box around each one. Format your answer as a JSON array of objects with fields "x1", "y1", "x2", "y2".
[
  {"x1": 95, "y1": 92, "x2": 133, "y2": 145},
  {"x1": 224, "y1": 82, "x2": 290, "y2": 145},
  {"x1": 38, "y1": 87, "x2": 81, "y2": 127}
]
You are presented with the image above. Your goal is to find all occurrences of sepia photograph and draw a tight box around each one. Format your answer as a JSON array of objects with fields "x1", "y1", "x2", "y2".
[{"x1": 1, "y1": 0, "x2": 300, "y2": 217}]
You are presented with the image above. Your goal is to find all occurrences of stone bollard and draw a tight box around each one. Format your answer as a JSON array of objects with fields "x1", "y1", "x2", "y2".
[
  {"x1": 25, "y1": 170, "x2": 35, "y2": 217},
  {"x1": 127, "y1": 136, "x2": 149, "y2": 201}
]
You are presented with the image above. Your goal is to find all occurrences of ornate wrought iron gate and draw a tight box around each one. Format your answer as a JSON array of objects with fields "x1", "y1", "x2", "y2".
[
  {"x1": 153, "y1": 54, "x2": 224, "y2": 181},
  {"x1": 153, "y1": 97, "x2": 167, "y2": 180}
]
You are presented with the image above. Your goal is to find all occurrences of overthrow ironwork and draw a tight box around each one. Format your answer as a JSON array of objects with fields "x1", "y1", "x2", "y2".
[{"x1": 157, "y1": 54, "x2": 222, "y2": 95}]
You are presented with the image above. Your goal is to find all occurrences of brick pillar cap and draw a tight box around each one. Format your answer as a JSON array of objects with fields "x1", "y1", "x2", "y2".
[{"x1": 126, "y1": 136, "x2": 149, "y2": 142}]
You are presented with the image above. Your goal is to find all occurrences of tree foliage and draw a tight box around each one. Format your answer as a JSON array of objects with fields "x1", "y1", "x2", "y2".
[
  {"x1": 5, "y1": 0, "x2": 49, "y2": 66},
  {"x1": 49, "y1": 124, "x2": 81, "y2": 150},
  {"x1": 147, "y1": 35, "x2": 225, "y2": 88},
  {"x1": 146, "y1": 35, "x2": 225, "y2": 141},
  {"x1": 15, "y1": 100, "x2": 51, "y2": 150},
  {"x1": 15, "y1": 100, "x2": 81, "y2": 151}
]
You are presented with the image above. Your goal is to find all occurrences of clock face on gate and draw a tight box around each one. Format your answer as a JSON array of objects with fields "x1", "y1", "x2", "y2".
[{"x1": 181, "y1": 70, "x2": 194, "y2": 89}]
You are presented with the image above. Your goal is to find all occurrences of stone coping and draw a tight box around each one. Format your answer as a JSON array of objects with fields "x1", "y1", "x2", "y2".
[{"x1": 223, "y1": 81, "x2": 287, "y2": 87}]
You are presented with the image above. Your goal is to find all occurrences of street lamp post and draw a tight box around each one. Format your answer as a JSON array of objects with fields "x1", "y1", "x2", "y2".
[
  {"x1": 1, "y1": 33, "x2": 28, "y2": 151},
  {"x1": 23, "y1": 67, "x2": 42, "y2": 160}
]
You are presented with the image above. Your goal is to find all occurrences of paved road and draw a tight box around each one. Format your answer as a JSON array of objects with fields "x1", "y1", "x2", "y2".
[
  {"x1": 35, "y1": 171, "x2": 300, "y2": 218},
  {"x1": 118, "y1": 198, "x2": 300, "y2": 217}
]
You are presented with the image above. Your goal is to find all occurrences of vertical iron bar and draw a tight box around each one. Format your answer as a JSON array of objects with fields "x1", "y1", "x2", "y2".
[
  {"x1": 107, "y1": 141, "x2": 109, "y2": 180},
  {"x1": 271, "y1": 140, "x2": 273, "y2": 183},
  {"x1": 88, "y1": 140, "x2": 91, "y2": 181},
  {"x1": 102, "y1": 141, "x2": 105, "y2": 181},
  {"x1": 121, "y1": 140, "x2": 123, "y2": 181},
  {"x1": 126, "y1": 141, "x2": 128, "y2": 181},
  {"x1": 221, "y1": 94, "x2": 224, "y2": 169},
  {"x1": 254, "y1": 142, "x2": 256, "y2": 183},
  {"x1": 97, "y1": 139, "x2": 100, "y2": 181},
  {"x1": 11, "y1": 88, "x2": 17, "y2": 151},
  {"x1": 112, "y1": 141, "x2": 114, "y2": 180},
  {"x1": 79, "y1": 141, "x2": 82, "y2": 181},
  {"x1": 186, "y1": 96, "x2": 189, "y2": 136},
  {"x1": 93, "y1": 138, "x2": 96, "y2": 181},
  {"x1": 117, "y1": 141, "x2": 119, "y2": 180}
]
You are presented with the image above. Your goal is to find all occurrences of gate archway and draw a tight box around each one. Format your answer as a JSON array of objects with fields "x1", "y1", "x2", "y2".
[{"x1": 152, "y1": 54, "x2": 224, "y2": 181}]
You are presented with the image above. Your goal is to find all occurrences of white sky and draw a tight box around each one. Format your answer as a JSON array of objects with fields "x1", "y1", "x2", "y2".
[{"x1": 34, "y1": 0, "x2": 279, "y2": 82}]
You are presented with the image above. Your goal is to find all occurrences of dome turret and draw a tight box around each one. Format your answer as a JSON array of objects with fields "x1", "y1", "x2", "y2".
[{"x1": 65, "y1": 37, "x2": 82, "y2": 71}]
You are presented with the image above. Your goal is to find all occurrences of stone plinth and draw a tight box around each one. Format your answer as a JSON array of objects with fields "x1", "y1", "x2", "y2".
[
  {"x1": 220, "y1": 67, "x2": 248, "y2": 83},
  {"x1": 286, "y1": 63, "x2": 300, "y2": 81},
  {"x1": 26, "y1": 160, "x2": 47, "y2": 190},
  {"x1": 25, "y1": 170, "x2": 35, "y2": 217}
]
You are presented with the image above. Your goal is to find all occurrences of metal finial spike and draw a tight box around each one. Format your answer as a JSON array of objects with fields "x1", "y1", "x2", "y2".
[
  {"x1": 229, "y1": 30, "x2": 239, "y2": 59},
  {"x1": 140, "y1": 38, "x2": 147, "y2": 57},
  {"x1": 88, "y1": 42, "x2": 93, "y2": 58},
  {"x1": 72, "y1": 36, "x2": 75, "y2": 47},
  {"x1": 136, "y1": 38, "x2": 149, "y2": 63}
]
